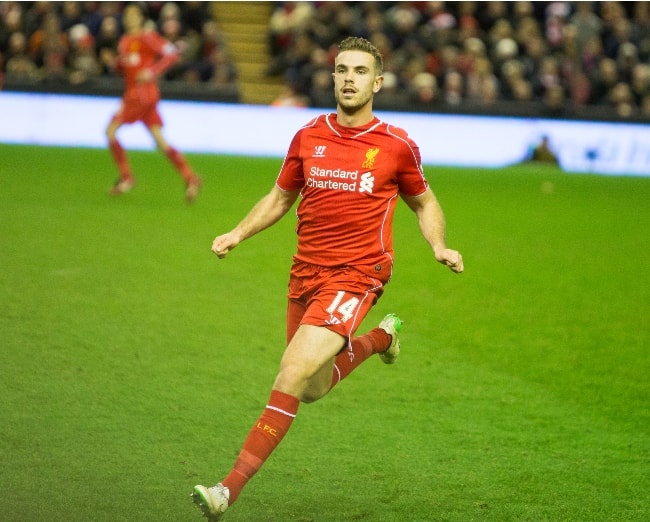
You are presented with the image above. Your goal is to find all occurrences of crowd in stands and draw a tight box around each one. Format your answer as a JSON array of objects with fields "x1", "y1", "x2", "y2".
[
  {"x1": 266, "y1": 1, "x2": 650, "y2": 119},
  {"x1": 1, "y1": 2, "x2": 649, "y2": 120},
  {"x1": 0, "y1": 1, "x2": 238, "y2": 92}
]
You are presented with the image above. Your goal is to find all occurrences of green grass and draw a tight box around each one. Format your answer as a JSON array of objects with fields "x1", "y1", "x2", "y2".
[{"x1": 1, "y1": 144, "x2": 648, "y2": 521}]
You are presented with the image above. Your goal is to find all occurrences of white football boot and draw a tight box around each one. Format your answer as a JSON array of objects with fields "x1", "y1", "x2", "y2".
[
  {"x1": 191, "y1": 483, "x2": 229, "y2": 521},
  {"x1": 378, "y1": 313, "x2": 403, "y2": 364}
]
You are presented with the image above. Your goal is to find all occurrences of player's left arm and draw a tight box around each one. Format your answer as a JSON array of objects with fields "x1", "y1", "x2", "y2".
[
  {"x1": 401, "y1": 188, "x2": 464, "y2": 273},
  {"x1": 139, "y1": 34, "x2": 179, "y2": 81}
]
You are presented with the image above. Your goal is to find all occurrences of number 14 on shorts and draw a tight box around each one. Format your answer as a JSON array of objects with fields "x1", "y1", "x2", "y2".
[{"x1": 326, "y1": 291, "x2": 360, "y2": 322}]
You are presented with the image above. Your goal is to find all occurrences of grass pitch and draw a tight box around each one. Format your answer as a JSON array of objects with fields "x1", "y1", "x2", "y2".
[{"x1": 0, "y1": 144, "x2": 648, "y2": 521}]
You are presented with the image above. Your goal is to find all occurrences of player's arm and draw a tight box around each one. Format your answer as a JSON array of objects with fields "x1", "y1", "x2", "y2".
[
  {"x1": 212, "y1": 185, "x2": 300, "y2": 259},
  {"x1": 139, "y1": 35, "x2": 179, "y2": 81},
  {"x1": 401, "y1": 188, "x2": 464, "y2": 273}
]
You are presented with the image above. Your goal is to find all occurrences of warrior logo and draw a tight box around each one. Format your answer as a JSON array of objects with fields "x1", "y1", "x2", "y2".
[
  {"x1": 362, "y1": 147, "x2": 380, "y2": 168},
  {"x1": 313, "y1": 145, "x2": 327, "y2": 157}
]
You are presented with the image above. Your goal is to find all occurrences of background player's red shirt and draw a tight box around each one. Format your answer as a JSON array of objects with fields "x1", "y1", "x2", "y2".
[
  {"x1": 276, "y1": 113, "x2": 429, "y2": 280},
  {"x1": 116, "y1": 30, "x2": 177, "y2": 99}
]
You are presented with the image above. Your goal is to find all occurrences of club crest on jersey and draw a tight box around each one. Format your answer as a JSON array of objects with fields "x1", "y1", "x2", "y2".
[
  {"x1": 362, "y1": 148, "x2": 380, "y2": 168},
  {"x1": 313, "y1": 145, "x2": 327, "y2": 158}
]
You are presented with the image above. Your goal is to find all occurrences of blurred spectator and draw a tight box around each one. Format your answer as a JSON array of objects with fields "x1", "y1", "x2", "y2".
[
  {"x1": 541, "y1": 84, "x2": 570, "y2": 117},
  {"x1": 544, "y1": 2, "x2": 571, "y2": 50},
  {"x1": 477, "y1": 1, "x2": 509, "y2": 33},
  {"x1": 590, "y1": 57, "x2": 619, "y2": 104},
  {"x1": 266, "y1": 1, "x2": 314, "y2": 76},
  {"x1": 456, "y1": 1, "x2": 481, "y2": 42},
  {"x1": 581, "y1": 35, "x2": 604, "y2": 76},
  {"x1": 208, "y1": 48, "x2": 237, "y2": 87},
  {"x1": 409, "y1": 71, "x2": 438, "y2": 106},
  {"x1": 5, "y1": 32, "x2": 39, "y2": 80},
  {"x1": 466, "y1": 55, "x2": 500, "y2": 103},
  {"x1": 511, "y1": 76, "x2": 534, "y2": 102},
  {"x1": 60, "y1": 1, "x2": 83, "y2": 33},
  {"x1": 0, "y1": 1, "x2": 238, "y2": 97},
  {"x1": 630, "y1": 63, "x2": 650, "y2": 105},
  {"x1": 616, "y1": 41, "x2": 639, "y2": 82},
  {"x1": 283, "y1": 31, "x2": 315, "y2": 91},
  {"x1": 442, "y1": 70, "x2": 464, "y2": 106},
  {"x1": 571, "y1": 1, "x2": 603, "y2": 51},
  {"x1": 271, "y1": 84, "x2": 309, "y2": 107},
  {"x1": 195, "y1": 20, "x2": 236, "y2": 85},
  {"x1": 501, "y1": 58, "x2": 525, "y2": 99},
  {"x1": 384, "y1": 2, "x2": 422, "y2": 49},
  {"x1": 96, "y1": 15, "x2": 120, "y2": 75},
  {"x1": 30, "y1": 12, "x2": 69, "y2": 82},
  {"x1": 68, "y1": 23, "x2": 100, "y2": 84},
  {"x1": 533, "y1": 55, "x2": 561, "y2": 97},
  {"x1": 603, "y1": 12, "x2": 634, "y2": 59},
  {"x1": 608, "y1": 81, "x2": 635, "y2": 117},
  {"x1": 294, "y1": 46, "x2": 330, "y2": 98}
]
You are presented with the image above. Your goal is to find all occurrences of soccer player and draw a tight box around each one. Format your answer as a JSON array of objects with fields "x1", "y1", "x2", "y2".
[
  {"x1": 192, "y1": 36, "x2": 464, "y2": 520},
  {"x1": 106, "y1": 3, "x2": 201, "y2": 203}
]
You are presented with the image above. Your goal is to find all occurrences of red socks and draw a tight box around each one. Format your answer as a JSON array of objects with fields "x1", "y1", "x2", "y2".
[
  {"x1": 164, "y1": 146, "x2": 195, "y2": 182},
  {"x1": 221, "y1": 390, "x2": 299, "y2": 504},
  {"x1": 109, "y1": 141, "x2": 196, "y2": 184},
  {"x1": 108, "y1": 138, "x2": 132, "y2": 180},
  {"x1": 331, "y1": 328, "x2": 391, "y2": 387}
]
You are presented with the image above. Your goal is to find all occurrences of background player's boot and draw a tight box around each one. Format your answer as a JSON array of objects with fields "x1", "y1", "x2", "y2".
[
  {"x1": 191, "y1": 483, "x2": 229, "y2": 521},
  {"x1": 378, "y1": 313, "x2": 403, "y2": 364},
  {"x1": 185, "y1": 176, "x2": 202, "y2": 203},
  {"x1": 109, "y1": 177, "x2": 135, "y2": 196}
]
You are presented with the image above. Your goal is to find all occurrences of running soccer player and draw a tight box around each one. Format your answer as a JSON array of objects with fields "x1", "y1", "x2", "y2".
[
  {"x1": 192, "y1": 36, "x2": 464, "y2": 520},
  {"x1": 106, "y1": 3, "x2": 201, "y2": 203}
]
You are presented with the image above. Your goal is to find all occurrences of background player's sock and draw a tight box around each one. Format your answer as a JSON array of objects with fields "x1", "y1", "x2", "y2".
[
  {"x1": 331, "y1": 328, "x2": 391, "y2": 387},
  {"x1": 164, "y1": 146, "x2": 196, "y2": 182},
  {"x1": 108, "y1": 138, "x2": 132, "y2": 180},
  {"x1": 221, "y1": 390, "x2": 299, "y2": 504}
]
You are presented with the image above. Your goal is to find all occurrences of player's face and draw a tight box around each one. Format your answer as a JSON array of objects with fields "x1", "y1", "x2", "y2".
[
  {"x1": 333, "y1": 50, "x2": 383, "y2": 113},
  {"x1": 122, "y1": 5, "x2": 144, "y2": 34}
]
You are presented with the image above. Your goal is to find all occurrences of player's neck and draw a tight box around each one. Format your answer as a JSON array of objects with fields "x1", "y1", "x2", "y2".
[{"x1": 336, "y1": 105, "x2": 375, "y2": 128}]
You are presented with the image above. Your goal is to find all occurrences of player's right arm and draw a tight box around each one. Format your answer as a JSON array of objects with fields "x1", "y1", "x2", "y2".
[{"x1": 212, "y1": 185, "x2": 300, "y2": 259}]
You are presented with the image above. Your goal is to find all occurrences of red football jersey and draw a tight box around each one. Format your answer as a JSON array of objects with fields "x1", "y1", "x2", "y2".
[
  {"x1": 276, "y1": 113, "x2": 429, "y2": 279},
  {"x1": 117, "y1": 30, "x2": 178, "y2": 95}
]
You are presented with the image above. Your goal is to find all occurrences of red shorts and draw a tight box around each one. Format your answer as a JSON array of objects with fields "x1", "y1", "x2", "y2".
[
  {"x1": 112, "y1": 86, "x2": 163, "y2": 127},
  {"x1": 286, "y1": 260, "x2": 385, "y2": 344}
]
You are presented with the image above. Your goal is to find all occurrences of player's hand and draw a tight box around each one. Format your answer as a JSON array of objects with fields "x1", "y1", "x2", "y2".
[
  {"x1": 435, "y1": 248, "x2": 464, "y2": 273},
  {"x1": 211, "y1": 233, "x2": 239, "y2": 259}
]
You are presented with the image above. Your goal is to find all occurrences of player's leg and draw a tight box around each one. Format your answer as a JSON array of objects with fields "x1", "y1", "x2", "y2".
[
  {"x1": 286, "y1": 291, "x2": 385, "y2": 392},
  {"x1": 329, "y1": 313, "x2": 402, "y2": 389},
  {"x1": 192, "y1": 324, "x2": 344, "y2": 518},
  {"x1": 106, "y1": 113, "x2": 135, "y2": 195},
  {"x1": 148, "y1": 122, "x2": 202, "y2": 203},
  {"x1": 274, "y1": 323, "x2": 345, "y2": 401}
]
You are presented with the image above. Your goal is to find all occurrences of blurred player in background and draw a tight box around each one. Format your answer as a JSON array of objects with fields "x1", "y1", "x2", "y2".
[
  {"x1": 106, "y1": 3, "x2": 201, "y2": 203},
  {"x1": 192, "y1": 36, "x2": 463, "y2": 520}
]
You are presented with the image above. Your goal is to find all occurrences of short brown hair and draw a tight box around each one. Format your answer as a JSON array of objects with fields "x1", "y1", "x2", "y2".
[{"x1": 338, "y1": 37, "x2": 383, "y2": 75}]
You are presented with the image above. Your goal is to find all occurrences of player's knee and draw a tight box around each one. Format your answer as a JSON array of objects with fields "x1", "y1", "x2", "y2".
[
  {"x1": 106, "y1": 125, "x2": 117, "y2": 140},
  {"x1": 300, "y1": 388, "x2": 327, "y2": 404},
  {"x1": 274, "y1": 364, "x2": 323, "y2": 402}
]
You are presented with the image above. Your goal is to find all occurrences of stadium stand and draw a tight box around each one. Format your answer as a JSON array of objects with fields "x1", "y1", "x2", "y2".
[
  {"x1": 1, "y1": 1, "x2": 648, "y2": 121},
  {"x1": 260, "y1": 1, "x2": 650, "y2": 121}
]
